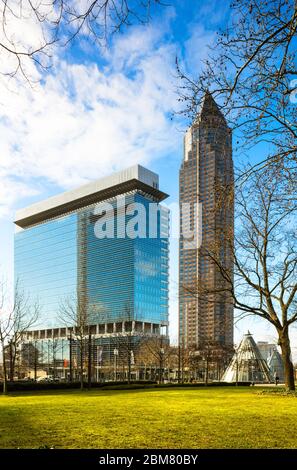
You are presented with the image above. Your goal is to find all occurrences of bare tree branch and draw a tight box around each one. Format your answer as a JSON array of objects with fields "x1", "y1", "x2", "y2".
[
  {"x1": 0, "y1": 0, "x2": 166, "y2": 82},
  {"x1": 184, "y1": 165, "x2": 297, "y2": 390},
  {"x1": 177, "y1": 0, "x2": 297, "y2": 173},
  {"x1": 0, "y1": 277, "x2": 40, "y2": 393}
]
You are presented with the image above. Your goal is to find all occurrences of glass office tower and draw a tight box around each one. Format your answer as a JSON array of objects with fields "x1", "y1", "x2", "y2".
[{"x1": 14, "y1": 165, "x2": 169, "y2": 380}]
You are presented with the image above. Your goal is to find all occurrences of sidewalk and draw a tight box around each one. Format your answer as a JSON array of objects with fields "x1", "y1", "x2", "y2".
[{"x1": 254, "y1": 383, "x2": 285, "y2": 387}]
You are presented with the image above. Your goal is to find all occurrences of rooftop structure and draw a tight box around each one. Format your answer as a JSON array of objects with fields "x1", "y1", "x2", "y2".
[{"x1": 15, "y1": 165, "x2": 168, "y2": 229}]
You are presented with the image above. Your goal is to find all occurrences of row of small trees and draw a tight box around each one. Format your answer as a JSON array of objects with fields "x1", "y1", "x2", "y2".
[{"x1": 1, "y1": 336, "x2": 234, "y2": 386}]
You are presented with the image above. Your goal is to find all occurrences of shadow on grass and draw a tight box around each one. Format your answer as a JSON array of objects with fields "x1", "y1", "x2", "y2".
[
  {"x1": 1, "y1": 385, "x2": 296, "y2": 449},
  {"x1": 1, "y1": 384, "x2": 256, "y2": 402}
]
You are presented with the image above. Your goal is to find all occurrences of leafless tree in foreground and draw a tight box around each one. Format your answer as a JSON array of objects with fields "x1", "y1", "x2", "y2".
[
  {"x1": 188, "y1": 341, "x2": 234, "y2": 384},
  {"x1": 59, "y1": 295, "x2": 93, "y2": 390},
  {"x1": 137, "y1": 334, "x2": 172, "y2": 383},
  {"x1": 0, "y1": 0, "x2": 166, "y2": 81},
  {"x1": 114, "y1": 303, "x2": 137, "y2": 385},
  {"x1": 185, "y1": 166, "x2": 297, "y2": 390},
  {"x1": 177, "y1": 0, "x2": 297, "y2": 175},
  {"x1": 0, "y1": 279, "x2": 40, "y2": 394}
]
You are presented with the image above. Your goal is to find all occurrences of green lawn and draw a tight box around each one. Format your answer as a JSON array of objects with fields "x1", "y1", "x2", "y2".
[{"x1": 0, "y1": 386, "x2": 296, "y2": 448}]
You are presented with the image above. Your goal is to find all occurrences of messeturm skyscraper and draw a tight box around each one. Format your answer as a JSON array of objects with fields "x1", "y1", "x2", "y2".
[{"x1": 179, "y1": 92, "x2": 234, "y2": 351}]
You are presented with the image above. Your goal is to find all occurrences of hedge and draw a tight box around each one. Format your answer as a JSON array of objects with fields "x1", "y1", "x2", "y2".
[{"x1": 0, "y1": 380, "x2": 252, "y2": 392}]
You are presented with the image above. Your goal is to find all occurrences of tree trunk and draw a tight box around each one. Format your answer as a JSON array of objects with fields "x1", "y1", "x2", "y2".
[
  {"x1": 177, "y1": 345, "x2": 181, "y2": 384},
  {"x1": 9, "y1": 343, "x2": 14, "y2": 382},
  {"x1": 128, "y1": 355, "x2": 131, "y2": 385},
  {"x1": 2, "y1": 345, "x2": 8, "y2": 395},
  {"x1": 11, "y1": 349, "x2": 17, "y2": 382},
  {"x1": 34, "y1": 347, "x2": 38, "y2": 381},
  {"x1": 80, "y1": 342, "x2": 84, "y2": 390},
  {"x1": 278, "y1": 327, "x2": 295, "y2": 391},
  {"x1": 127, "y1": 335, "x2": 132, "y2": 385},
  {"x1": 88, "y1": 333, "x2": 92, "y2": 390},
  {"x1": 205, "y1": 357, "x2": 209, "y2": 386},
  {"x1": 159, "y1": 357, "x2": 162, "y2": 384},
  {"x1": 180, "y1": 346, "x2": 184, "y2": 384},
  {"x1": 69, "y1": 334, "x2": 73, "y2": 382}
]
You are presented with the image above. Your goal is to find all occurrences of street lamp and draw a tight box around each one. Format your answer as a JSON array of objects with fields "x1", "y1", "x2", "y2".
[
  {"x1": 96, "y1": 346, "x2": 102, "y2": 382},
  {"x1": 68, "y1": 332, "x2": 73, "y2": 383},
  {"x1": 114, "y1": 348, "x2": 119, "y2": 382},
  {"x1": 160, "y1": 347, "x2": 165, "y2": 383}
]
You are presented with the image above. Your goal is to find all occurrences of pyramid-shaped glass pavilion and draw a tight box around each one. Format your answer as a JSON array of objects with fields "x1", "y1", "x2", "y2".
[
  {"x1": 267, "y1": 348, "x2": 284, "y2": 382},
  {"x1": 222, "y1": 332, "x2": 272, "y2": 383}
]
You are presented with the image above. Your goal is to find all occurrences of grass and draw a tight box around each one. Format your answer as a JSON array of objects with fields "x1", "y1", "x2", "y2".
[{"x1": 0, "y1": 386, "x2": 296, "y2": 449}]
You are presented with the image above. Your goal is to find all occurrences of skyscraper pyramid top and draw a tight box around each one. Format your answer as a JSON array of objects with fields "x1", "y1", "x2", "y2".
[{"x1": 195, "y1": 90, "x2": 226, "y2": 124}]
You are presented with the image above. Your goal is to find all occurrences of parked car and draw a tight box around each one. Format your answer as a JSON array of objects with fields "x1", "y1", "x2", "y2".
[
  {"x1": 36, "y1": 376, "x2": 48, "y2": 382},
  {"x1": 34, "y1": 375, "x2": 64, "y2": 383}
]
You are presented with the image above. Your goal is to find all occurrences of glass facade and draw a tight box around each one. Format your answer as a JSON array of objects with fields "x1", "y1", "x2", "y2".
[
  {"x1": 15, "y1": 192, "x2": 169, "y2": 331},
  {"x1": 15, "y1": 214, "x2": 78, "y2": 330}
]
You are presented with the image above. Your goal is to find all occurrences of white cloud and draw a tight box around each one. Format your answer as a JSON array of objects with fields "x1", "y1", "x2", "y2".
[
  {"x1": 0, "y1": 177, "x2": 39, "y2": 219},
  {"x1": 0, "y1": 5, "x2": 221, "y2": 219},
  {"x1": 0, "y1": 0, "x2": 57, "y2": 79},
  {"x1": 198, "y1": 0, "x2": 230, "y2": 26},
  {"x1": 183, "y1": 25, "x2": 215, "y2": 74},
  {"x1": 0, "y1": 22, "x2": 181, "y2": 218}
]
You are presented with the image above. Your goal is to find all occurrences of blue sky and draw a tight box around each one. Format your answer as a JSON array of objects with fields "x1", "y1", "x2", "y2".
[{"x1": 0, "y1": 0, "x2": 295, "y2": 352}]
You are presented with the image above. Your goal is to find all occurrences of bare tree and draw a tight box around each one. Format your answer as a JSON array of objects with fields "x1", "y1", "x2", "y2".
[
  {"x1": 138, "y1": 334, "x2": 171, "y2": 383},
  {"x1": 176, "y1": 341, "x2": 191, "y2": 383},
  {"x1": 115, "y1": 303, "x2": 137, "y2": 385},
  {"x1": 186, "y1": 166, "x2": 297, "y2": 390},
  {"x1": 177, "y1": 0, "x2": 297, "y2": 174},
  {"x1": 194, "y1": 343, "x2": 211, "y2": 385},
  {"x1": 19, "y1": 340, "x2": 43, "y2": 380},
  {"x1": 189, "y1": 341, "x2": 233, "y2": 385},
  {"x1": 0, "y1": 279, "x2": 39, "y2": 394},
  {"x1": 59, "y1": 295, "x2": 90, "y2": 390},
  {"x1": 0, "y1": 0, "x2": 166, "y2": 81}
]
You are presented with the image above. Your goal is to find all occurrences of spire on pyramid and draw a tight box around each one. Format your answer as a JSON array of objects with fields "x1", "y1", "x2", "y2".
[
  {"x1": 201, "y1": 90, "x2": 221, "y2": 114},
  {"x1": 194, "y1": 90, "x2": 226, "y2": 124}
]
